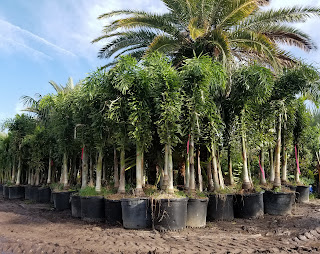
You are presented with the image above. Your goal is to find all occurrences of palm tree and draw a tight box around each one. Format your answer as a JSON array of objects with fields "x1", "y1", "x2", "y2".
[
  {"x1": 271, "y1": 64, "x2": 320, "y2": 188},
  {"x1": 230, "y1": 64, "x2": 274, "y2": 190},
  {"x1": 93, "y1": 0, "x2": 320, "y2": 69}
]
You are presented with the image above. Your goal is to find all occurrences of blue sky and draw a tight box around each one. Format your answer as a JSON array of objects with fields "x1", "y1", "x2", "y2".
[{"x1": 0, "y1": 0, "x2": 320, "y2": 125}]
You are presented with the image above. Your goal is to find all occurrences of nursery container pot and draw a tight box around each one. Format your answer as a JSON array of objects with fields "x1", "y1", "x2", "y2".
[
  {"x1": 30, "y1": 186, "x2": 40, "y2": 202},
  {"x1": 187, "y1": 198, "x2": 208, "y2": 227},
  {"x1": 8, "y1": 186, "x2": 25, "y2": 199},
  {"x1": 207, "y1": 194, "x2": 234, "y2": 221},
  {"x1": 121, "y1": 198, "x2": 152, "y2": 229},
  {"x1": 234, "y1": 192, "x2": 264, "y2": 219},
  {"x1": 153, "y1": 198, "x2": 188, "y2": 231},
  {"x1": 52, "y1": 191, "x2": 73, "y2": 211},
  {"x1": 24, "y1": 185, "x2": 31, "y2": 200},
  {"x1": 80, "y1": 196, "x2": 105, "y2": 222},
  {"x1": 71, "y1": 194, "x2": 81, "y2": 218},
  {"x1": 296, "y1": 185, "x2": 309, "y2": 203},
  {"x1": 38, "y1": 187, "x2": 51, "y2": 203},
  {"x1": 105, "y1": 199, "x2": 122, "y2": 225},
  {"x1": 263, "y1": 190, "x2": 295, "y2": 215},
  {"x1": 3, "y1": 185, "x2": 9, "y2": 199}
]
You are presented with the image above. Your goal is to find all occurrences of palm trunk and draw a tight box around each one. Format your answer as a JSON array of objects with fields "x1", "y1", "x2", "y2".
[
  {"x1": 295, "y1": 144, "x2": 301, "y2": 183},
  {"x1": 189, "y1": 135, "x2": 195, "y2": 193},
  {"x1": 241, "y1": 129, "x2": 251, "y2": 190},
  {"x1": 185, "y1": 153, "x2": 190, "y2": 190},
  {"x1": 114, "y1": 147, "x2": 119, "y2": 188},
  {"x1": 102, "y1": 157, "x2": 106, "y2": 182},
  {"x1": 11, "y1": 157, "x2": 16, "y2": 183},
  {"x1": 16, "y1": 153, "x2": 22, "y2": 185},
  {"x1": 168, "y1": 145, "x2": 174, "y2": 194},
  {"x1": 61, "y1": 152, "x2": 68, "y2": 187},
  {"x1": 118, "y1": 148, "x2": 126, "y2": 194},
  {"x1": 89, "y1": 153, "x2": 94, "y2": 187},
  {"x1": 217, "y1": 150, "x2": 225, "y2": 189},
  {"x1": 260, "y1": 148, "x2": 266, "y2": 185},
  {"x1": 47, "y1": 155, "x2": 52, "y2": 184},
  {"x1": 136, "y1": 144, "x2": 144, "y2": 195},
  {"x1": 207, "y1": 158, "x2": 214, "y2": 191},
  {"x1": 81, "y1": 146, "x2": 88, "y2": 189},
  {"x1": 141, "y1": 151, "x2": 145, "y2": 188},
  {"x1": 30, "y1": 168, "x2": 35, "y2": 185},
  {"x1": 269, "y1": 147, "x2": 275, "y2": 182},
  {"x1": 27, "y1": 168, "x2": 31, "y2": 185},
  {"x1": 211, "y1": 142, "x2": 220, "y2": 191},
  {"x1": 227, "y1": 145, "x2": 234, "y2": 185},
  {"x1": 197, "y1": 149, "x2": 203, "y2": 192},
  {"x1": 281, "y1": 123, "x2": 288, "y2": 183},
  {"x1": 281, "y1": 145, "x2": 288, "y2": 184},
  {"x1": 273, "y1": 114, "x2": 282, "y2": 188},
  {"x1": 95, "y1": 147, "x2": 103, "y2": 192},
  {"x1": 35, "y1": 167, "x2": 40, "y2": 186},
  {"x1": 162, "y1": 144, "x2": 169, "y2": 191}
]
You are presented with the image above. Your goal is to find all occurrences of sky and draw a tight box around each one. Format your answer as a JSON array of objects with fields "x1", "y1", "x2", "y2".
[{"x1": 0, "y1": 0, "x2": 320, "y2": 125}]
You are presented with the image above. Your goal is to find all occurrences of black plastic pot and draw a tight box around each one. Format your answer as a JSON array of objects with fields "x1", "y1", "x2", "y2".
[
  {"x1": 263, "y1": 190, "x2": 295, "y2": 215},
  {"x1": 24, "y1": 185, "x2": 31, "y2": 200},
  {"x1": 80, "y1": 196, "x2": 105, "y2": 222},
  {"x1": 3, "y1": 185, "x2": 9, "y2": 199},
  {"x1": 207, "y1": 194, "x2": 234, "y2": 221},
  {"x1": 296, "y1": 185, "x2": 309, "y2": 203},
  {"x1": 121, "y1": 198, "x2": 152, "y2": 229},
  {"x1": 234, "y1": 192, "x2": 264, "y2": 219},
  {"x1": 52, "y1": 191, "x2": 72, "y2": 211},
  {"x1": 186, "y1": 198, "x2": 208, "y2": 228},
  {"x1": 29, "y1": 186, "x2": 40, "y2": 202},
  {"x1": 38, "y1": 187, "x2": 51, "y2": 203},
  {"x1": 105, "y1": 199, "x2": 122, "y2": 225},
  {"x1": 8, "y1": 186, "x2": 25, "y2": 199},
  {"x1": 0, "y1": 184, "x2": 3, "y2": 196},
  {"x1": 71, "y1": 195, "x2": 81, "y2": 218},
  {"x1": 153, "y1": 198, "x2": 188, "y2": 231},
  {"x1": 285, "y1": 185, "x2": 297, "y2": 192}
]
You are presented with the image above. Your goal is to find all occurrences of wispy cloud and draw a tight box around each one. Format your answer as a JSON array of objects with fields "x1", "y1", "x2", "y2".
[
  {"x1": 0, "y1": 19, "x2": 76, "y2": 59},
  {"x1": 0, "y1": 35, "x2": 52, "y2": 61}
]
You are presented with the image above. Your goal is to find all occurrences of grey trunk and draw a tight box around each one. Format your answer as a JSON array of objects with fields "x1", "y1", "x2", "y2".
[
  {"x1": 197, "y1": 149, "x2": 203, "y2": 192},
  {"x1": 260, "y1": 148, "x2": 266, "y2": 185},
  {"x1": 135, "y1": 144, "x2": 144, "y2": 195},
  {"x1": 273, "y1": 114, "x2": 282, "y2": 188},
  {"x1": 269, "y1": 147, "x2": 275, "y2": 182},
  {"x1": 81, "y1": 146, "x2": 88, "y2": 189},
  {"x1": 227, "y1": 145, "x2": 234, "y2": 185},
  {"x1": 114, "y1": 147, "x2": 119, "y2": 188},
  {"x1": 189, "y1": 135, "x2": 195, "y2": 192},
  {"x1": 211, "y1": 142, "x2": 220, "y2": 191},
  {"x1": 118, "y1": 149, "x2": 126, "y2": 194},
  {"x1": 95, "y1": 148, "x2": 103, "y2": 192}
]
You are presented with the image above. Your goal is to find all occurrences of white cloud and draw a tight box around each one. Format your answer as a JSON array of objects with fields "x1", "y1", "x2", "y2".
[
  {"x1": 34, "y1": 0, "x2": 167, "y2": 66},
  {"x1": 0, "y1": 19, "x2": 76, "y2": 61},
  {"x1": 0, "y1": 35, "x2": 52, "y2": 61}
]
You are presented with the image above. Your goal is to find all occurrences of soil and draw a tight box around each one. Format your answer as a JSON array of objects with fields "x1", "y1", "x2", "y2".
[{"x1": 0, "y1": 196, "x2": 320, "y2": 253}]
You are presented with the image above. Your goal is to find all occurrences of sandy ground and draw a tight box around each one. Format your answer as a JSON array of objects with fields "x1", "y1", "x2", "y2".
[{"x1": 0, "y1": 196, "x2": 320, "y2": 254}]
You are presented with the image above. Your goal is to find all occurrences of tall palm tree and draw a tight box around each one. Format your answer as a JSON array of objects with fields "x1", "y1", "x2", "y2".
[{"x1": 93, "y1": 0, "x2": 320, "y2": 69}]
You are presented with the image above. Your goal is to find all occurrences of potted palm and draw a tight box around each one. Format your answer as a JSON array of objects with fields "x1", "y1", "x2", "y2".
[{"x1": 229, "y1": 64, "x2": 274, "y2": 218}]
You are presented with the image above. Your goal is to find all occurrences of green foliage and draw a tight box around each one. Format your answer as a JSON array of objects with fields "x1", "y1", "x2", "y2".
[
  {"x1": 93, "y1": 0, "x2": 320, "y2": 70},
  {"x1": 79, "y1": 186, "x2": 112, "y2": 197}
]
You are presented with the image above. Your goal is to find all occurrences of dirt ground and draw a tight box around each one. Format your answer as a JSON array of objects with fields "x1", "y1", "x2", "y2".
[{"x1": 0, "y1": 196, "x2": 320, "y2": 254}]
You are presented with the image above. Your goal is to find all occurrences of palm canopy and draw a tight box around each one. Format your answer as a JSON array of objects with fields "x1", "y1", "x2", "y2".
[{"x1": 93, "y1": 0, "x2": 320, "y2": 70}]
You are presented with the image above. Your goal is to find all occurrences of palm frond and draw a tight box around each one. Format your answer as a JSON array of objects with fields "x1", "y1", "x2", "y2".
[{"x1": 241, "y1": 6, "x2": 320, "y2": 30}]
